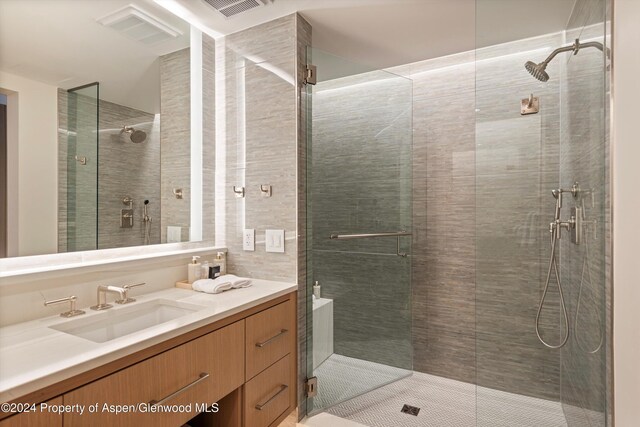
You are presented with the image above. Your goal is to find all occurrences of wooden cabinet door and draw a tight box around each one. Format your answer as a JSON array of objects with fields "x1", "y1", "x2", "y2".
[
  {"x1": 64, "y1": 321, "x2": 244, "y2": 427},
  {"x1": 246, "y1": 300, "x2": 295, "y2": 380}
]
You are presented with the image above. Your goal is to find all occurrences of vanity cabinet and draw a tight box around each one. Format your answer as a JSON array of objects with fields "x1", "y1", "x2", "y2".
[
  {"x1": 0, "y1": 292, "x2": 296, "y2": 427},
  {"x1": 0, "y1": 398, "x2": 62, "y2": 427},
  {"x1": 64, "y1": 321, "x2": 244, "y2": 427}
]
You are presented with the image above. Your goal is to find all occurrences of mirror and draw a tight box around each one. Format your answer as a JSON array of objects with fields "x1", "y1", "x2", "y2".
[{"x1": 0, "y1": 0, "x2": 200, "y2": 258}]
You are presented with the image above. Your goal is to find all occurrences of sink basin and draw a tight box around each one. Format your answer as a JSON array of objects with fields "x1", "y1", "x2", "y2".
[{"x1": 49, "y1": 299, "x2": 206, "y2": 343}]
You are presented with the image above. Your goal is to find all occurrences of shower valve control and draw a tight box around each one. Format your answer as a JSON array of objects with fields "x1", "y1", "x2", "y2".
[{"x1": 121, "y1": 209, "x2": 134, "y2": 228}]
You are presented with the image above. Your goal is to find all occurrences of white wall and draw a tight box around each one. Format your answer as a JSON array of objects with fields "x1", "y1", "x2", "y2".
[
  {"x1": 0, "y1": 71, "x2": 58, "y2": 256},
  {"x1": 613, "y1": 0, "x2": 640, "y2": 425}
]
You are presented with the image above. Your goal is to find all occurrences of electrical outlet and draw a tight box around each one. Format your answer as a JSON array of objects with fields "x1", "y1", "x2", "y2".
[
  {"x1": 243, "y1": 229, "x2": 255, "y2": 251},
  {"x1": 265, "y1": 229, "x2": 285, "y2": 253}
]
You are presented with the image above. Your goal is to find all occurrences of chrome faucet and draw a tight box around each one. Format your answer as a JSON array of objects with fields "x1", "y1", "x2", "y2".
[
  {"x1": 91, "y1": 285, "x2": 126, "y2": 311},
  {"x1": 115, "y1": 282, "x2": 146, "y2": 304},
  {"x1": 90, "y1": 283, "x2": 146, "y2": 310}
]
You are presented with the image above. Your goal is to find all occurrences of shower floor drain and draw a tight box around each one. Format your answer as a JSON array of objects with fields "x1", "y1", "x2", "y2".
[{"x1": 400, "y1": 404, "x2": 421, "y2": 416}]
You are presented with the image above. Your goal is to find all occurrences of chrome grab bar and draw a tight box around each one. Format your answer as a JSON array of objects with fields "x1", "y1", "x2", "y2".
[
  {"x1": 148, "y1": 372, "x2": 209, "y2": 407},
  {"x1": 329, "y1": 231, "x2": 412, "y2": 257},
  {"x1": 256, "y1": 329, "x2": 288, "y2": 348},
  {"x1": 329, "y1": 231, "x2": 411, "y2": 240},
  {"x1": 255, "y1": 384, "x2": 288, "y2": 410}
]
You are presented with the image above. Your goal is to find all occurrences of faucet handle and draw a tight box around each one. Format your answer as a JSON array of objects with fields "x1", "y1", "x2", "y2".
[
  {"x1": 44, "y1": 295, "x2": 85, "y2": 318},
  {"x1": 116, "y1": 282, "x2": 146, "y2": 304}
]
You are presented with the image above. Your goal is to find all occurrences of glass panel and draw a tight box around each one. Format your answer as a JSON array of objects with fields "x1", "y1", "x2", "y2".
[
  {"x1": 66, "y1": 83, "x2": 99, "y2": 252},
  {"x1": 475, "y1": 1, "x2": 610, "y2": 426},
  {"x1": 305, "y1": 47, "x2": 413, "y2": 414}
]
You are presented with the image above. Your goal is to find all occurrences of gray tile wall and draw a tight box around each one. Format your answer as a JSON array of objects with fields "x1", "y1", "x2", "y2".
[
  {"x1": 58, "y1": 90, "x2": 161, "y2": 251},
  {"x1": 97, "y1": 100, "x2": 160, "y2": 249},
  {"x1": 160, "y1": 48, "x2": 191, "y2": 243},
  {"x1": 389, "y1": 33, "x2": 566, "y2": 402},
  {"x1": 559, "y1": 0, "x2": 609, "y2": 425},
  {"x1": 216, "y1": 15, "x2": 300, "y2": 283},
  {"x1": 309, "y1": 72, "x2": 413, "y2": 370}
]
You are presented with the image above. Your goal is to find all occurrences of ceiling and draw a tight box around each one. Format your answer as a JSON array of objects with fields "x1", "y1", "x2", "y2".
[
  {"x1": 0, "y1": 0, "x2": 577, "y2": 112},
  {"x1": 167, "y1": 0, "x2": 577, "y2": 69},
  {"x1": 0, "y1": 0, "x2": 190, "y2": 113}
]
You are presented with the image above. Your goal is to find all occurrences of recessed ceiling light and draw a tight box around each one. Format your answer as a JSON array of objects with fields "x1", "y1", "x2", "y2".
[{"x1": 96, "y1": 4, "x2": 182, "y2": 45}]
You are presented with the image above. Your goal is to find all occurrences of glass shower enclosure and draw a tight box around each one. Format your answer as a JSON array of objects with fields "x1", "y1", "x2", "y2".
[
  {"x1": 65, "y1": 83, "x2": 99, "y2": 252},
  {"x1": 305, "y1": 48, "x2": 413, "y2": 414}
]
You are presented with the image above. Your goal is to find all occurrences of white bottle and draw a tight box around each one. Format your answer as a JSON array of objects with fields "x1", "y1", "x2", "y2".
[
  {"x1": 188, "y1": 256, "x2": 202, "y2": 284},
  {"x1": 313, "y1": 281, "x2": 321, "y2": 299},
  {"x1": 213, "y1": 252, "x2": 227, "y2": 275},
  {"x1": 201, "y1": 260, "x2": 210, "y2": 279}
]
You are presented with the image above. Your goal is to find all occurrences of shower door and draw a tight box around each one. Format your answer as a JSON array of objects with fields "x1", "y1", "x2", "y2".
[
  {"x1": 305, "y1": 48, "x2": 413, "y2": 415},
  {"x1": 65, "y1": 83, "x2": 99, "y2": 252}
]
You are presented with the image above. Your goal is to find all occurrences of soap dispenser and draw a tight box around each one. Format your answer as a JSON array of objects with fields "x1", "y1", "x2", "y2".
[
  {"x1": 188, "y1": 256, "x2": 202, "y2": 284},
  {"x1": 213, "y1": 252, "x2": 227, "y2": 275}
]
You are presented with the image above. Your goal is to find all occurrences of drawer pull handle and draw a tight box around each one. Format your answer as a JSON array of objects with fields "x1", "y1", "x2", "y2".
[
  {"x1": 255, "y1": 384, "x2": 288, "y2": 410},
  {"x1": 256, "y1": 329, "x2": 288, "y2": 348},
  {"x1": 149, "y1": 372, "x2": 209, "y2": 407}
]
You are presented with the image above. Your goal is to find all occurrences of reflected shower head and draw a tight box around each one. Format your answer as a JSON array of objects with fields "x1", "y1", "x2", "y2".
[
  {"x1": 525, "y1": 61, "x2": 549, "y2": 82},
  {"x1": 121, "y1": 126, "x2": 147, "y2": 143}
]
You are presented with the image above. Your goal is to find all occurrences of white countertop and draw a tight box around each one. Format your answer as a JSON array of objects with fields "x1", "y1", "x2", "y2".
[{"x1": 0, "y1": 278, "x2": 297, "y2": 403}]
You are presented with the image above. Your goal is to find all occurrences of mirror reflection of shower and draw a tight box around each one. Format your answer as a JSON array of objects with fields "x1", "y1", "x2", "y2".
[
  {"x1": 120, "y1": 125, "x2": 147, "y2": 143},
  {"x1": 143, "y1": 199, "x2": 152, "y2": 245}
]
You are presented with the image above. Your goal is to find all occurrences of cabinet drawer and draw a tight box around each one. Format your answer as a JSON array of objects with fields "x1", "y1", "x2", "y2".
[
  {"x1": 244, "y1": 355, "x2": 291, "y2": 427},
  {"x1": 245, "y1": 300, "x2": 294, "y2": 380},
  {"x1": 0, "y1": 397, "x2": 62, "y2": 427},
  {"x1": 64, "y1": 321, "x2": 244, "y2": 427}
]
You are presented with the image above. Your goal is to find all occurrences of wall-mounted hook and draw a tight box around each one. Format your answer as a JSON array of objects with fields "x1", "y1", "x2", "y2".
[
  {"x1": 173, "y1": 188, "x2": 183, "y2": 199},
  {"x1": 74, "y1": 155, "x2": 87, "y2": 165},
  {"x1": 233, "y1": 186, "x2": 245, "y2": 198},
  {"x1": 260, "y1": 184, "x2": 272, "y2": 197}
]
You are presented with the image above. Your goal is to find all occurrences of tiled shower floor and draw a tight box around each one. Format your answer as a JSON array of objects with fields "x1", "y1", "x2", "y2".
[{"x1": 304, "y1": 354, "x2": 569, "y2": 427}]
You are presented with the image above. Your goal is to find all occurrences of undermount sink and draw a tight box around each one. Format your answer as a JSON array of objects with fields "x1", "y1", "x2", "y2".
[{"x1": 49, "y1": 299, "x2": 206, "y2": 343}]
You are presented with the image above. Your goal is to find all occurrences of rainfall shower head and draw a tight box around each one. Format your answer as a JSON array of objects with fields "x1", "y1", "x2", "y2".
[
  {"x1": 525, "y1": 61, "x2": 550, "y2": 82},
  {"x1": 120, "y1": 125, "x2": 147, "y2": 143},
  {"x1": 524, "y1": 38, "x2": 609, "y2": 82}
]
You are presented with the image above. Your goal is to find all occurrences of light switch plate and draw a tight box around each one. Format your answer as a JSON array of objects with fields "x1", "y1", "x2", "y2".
[
  {"x1": 243, "y1": 229, "x2": 255, "y2": 251},
  {"x1": 265, "y1": 229, "x2": 285, "y2": 253}
]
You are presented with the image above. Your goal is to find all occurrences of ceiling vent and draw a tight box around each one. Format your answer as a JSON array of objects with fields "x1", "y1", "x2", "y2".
[
  {"x1": 96, "y1": 5, "x2": 182, "y2": 45},
  {"x1": 203, "y1": 0, "x2": 271, "y2": 18}
]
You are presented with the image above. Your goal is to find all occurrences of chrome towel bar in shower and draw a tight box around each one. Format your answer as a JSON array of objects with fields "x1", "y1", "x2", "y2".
[
  {"x1": 329, "y1": 231, "x2": 412, "y2": 257},
  {"x1": 329, "y1": 231, "x2": 411, "y2": 240}
]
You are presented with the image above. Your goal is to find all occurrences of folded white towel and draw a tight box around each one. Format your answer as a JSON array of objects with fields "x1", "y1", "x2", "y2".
[
  {"x1": 192, "y1": 275, "x2": 252, "y2": 294},
  {"x1": 224, "y1": 274, "x2": 253, "y2": 289}
]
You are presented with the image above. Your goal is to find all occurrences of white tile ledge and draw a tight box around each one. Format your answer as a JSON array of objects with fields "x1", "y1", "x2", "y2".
[{"x1": 0, "y1": 242, "x2": 226, "y2": 280}]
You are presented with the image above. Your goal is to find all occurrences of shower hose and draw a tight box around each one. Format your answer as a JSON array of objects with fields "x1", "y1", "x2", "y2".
[{"x1": 535, "y1": 225, "x2": 570, "y2": 349}]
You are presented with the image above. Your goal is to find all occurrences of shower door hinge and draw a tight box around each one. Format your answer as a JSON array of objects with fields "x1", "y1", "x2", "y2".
[
  {"x1": 305, "y1": 64, "x2": 317, "y2": 85},
  {"x1": 305, "y1": 376, "x2": 318, "y2": 397}
]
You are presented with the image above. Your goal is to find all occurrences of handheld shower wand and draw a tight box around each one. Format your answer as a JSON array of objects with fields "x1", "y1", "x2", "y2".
[{"x1": 143, "y1": 200, "x2": 152, "y2": 245}]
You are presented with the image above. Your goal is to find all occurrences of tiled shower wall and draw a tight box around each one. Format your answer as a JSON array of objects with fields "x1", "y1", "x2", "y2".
[
  {"x1": 58, "y1": 91, "x2": 161, "y2": 251},
  {"x1": 309, "y1": 73, "x2": 413, "y2": 369},
  {"x1": 559, "y1": 0, "x2": 610, "y2": 425},
  {"x1": 390, "y1": 33, "x2": 565, "y2": 402}
]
